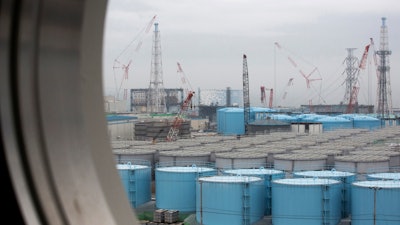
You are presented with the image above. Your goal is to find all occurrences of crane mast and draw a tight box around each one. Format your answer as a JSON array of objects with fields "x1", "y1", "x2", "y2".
[
  {"x1": 242, "y1": 54, "x2": 250, "y2": 135},
  {"x1": 261, "y1": 86, "x2": 273, "y2": 108}
]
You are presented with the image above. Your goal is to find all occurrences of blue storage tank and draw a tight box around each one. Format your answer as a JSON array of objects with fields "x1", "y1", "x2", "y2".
[
  {"x1": 367, "y1": 172, "x2": 400, "y2": 181},
  {"x1": 216, "y1": 107, "x2": 245, "y2": 135},
  {"x1": 196, "y1": 175, "x2": 265, "y2": 225},
  {"x1": 293, "y1": 169, "x2": 356, "y2": 218},
  {"x1": 316, "y1": 116, "x2": 352, "y2": 131},
  {"x1": 116, "y1": 161, "x2": 151, "y2": 208},
  {"x1": 272, "y1": 178, "x2": 342, "y2": 225},
  {"x1": 338, "y1": 114, "x2": 381, "y2": 130},
  {"x1": 269, "y1": 114, "x2": 296, "y2": 123},
  {"x1": 252, "y1": 107, "x2": 277, "y2": 120},
  {"x1": 222, "y1": 167, "x2": 285, "y2": 215},
  {"x1": 155, "y1": 164, "x2": 217, "y2": 212},
  {"x1": 217, "y1": 108, "x2": 229, "y2": 133},
  {"x1": 351, "y1": 180, "x2": 400, "y2": 225},
  {"x1": 222, "y1": 108, "x2": 245, "y2": 135},
  {"x1": 294, "y1": 113, "x2": 326, "y2": 123}
]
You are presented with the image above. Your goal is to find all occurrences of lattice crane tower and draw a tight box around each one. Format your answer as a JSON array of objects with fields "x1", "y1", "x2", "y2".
[
  {"x1": 376, "y1": 17, "x2": 393, "y2": 118},
  {"x1": 242, "y1": 54, "x2": 250, "y2": 135},
  {"x1": 147, "y1": 22, "x2": 167, "y2": 113}
]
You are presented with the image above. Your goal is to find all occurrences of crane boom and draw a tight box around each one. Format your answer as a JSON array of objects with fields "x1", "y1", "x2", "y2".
[
  {"x1": 359, "y1": 44, "x2": 370, "y2": 70},
  {"x1": 166, "y1": 91, "x2": 195, "y2": 141},
  {"x1": 242, "y1": 54, "x2": 250, "y2": 135},
  {"x1": 346, "y1": 86, "x2": 360, "y2": 113}
]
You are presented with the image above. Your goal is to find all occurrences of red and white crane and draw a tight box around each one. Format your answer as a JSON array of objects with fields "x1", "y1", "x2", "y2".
[
  {"x1": 166, "y1": 62, "x2": 195, "y2": 142},
  {"x1": 166, "y1": 91, "x2": 195, "y2": 142},
  {"x1": 274, "y1": 42, "x2": 324, "y2": 106},
  {"x1": 346, "y1": 43, "x2": 370, "y2": 113}
]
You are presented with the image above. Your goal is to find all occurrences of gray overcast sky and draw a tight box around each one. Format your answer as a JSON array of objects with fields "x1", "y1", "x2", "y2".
[{"x1": 103, "y1": 0, "x2": 400, "y2": 108}]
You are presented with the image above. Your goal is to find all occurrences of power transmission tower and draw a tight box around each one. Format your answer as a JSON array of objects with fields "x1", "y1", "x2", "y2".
[
  {"x1": 375, "y1": 17, "x2": 393, "y2": 118},
  {"x1": 342, "y1": 48, "x2": 359, "y2": 105},
  {"x1": 147, "y1": 22, "x2": 167, "y2": 113}
]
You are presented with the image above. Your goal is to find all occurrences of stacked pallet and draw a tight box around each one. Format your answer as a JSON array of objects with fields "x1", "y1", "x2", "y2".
[
  {"x1": 148, "y1": 209, "x2": 181, "y2": 225},
  {"x1": 164, "y1": 210, "x2": 179, "y2": 223},
  {"x1": 153, "y1": 209, "x2": 167, "y2": 223}
]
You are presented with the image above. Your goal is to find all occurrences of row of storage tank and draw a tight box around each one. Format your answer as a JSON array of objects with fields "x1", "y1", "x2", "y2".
[
  {"x1": 113, "y1": 127, "x2": 400, "y2": 175},
  {"x1": 217, "y1": 107, "x2": 399, "y2": 135},
  {"x1": 113, "y1": 127, "x2": 400, "y2": 224},
  {"x1": 117, "y1": 161, "x2": 400, "y2": 225}
]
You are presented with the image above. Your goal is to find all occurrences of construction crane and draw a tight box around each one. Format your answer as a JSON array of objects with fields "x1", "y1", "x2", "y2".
[
  {"x1": 242, "y1": 54, "x2": 250, "y2": 135},
  {"x1": 166, "y1": 91, "x2": 195, "y2": 142},
  {"x1": 281, "y1": 77, "x2": 294, "y2": 101},
  {"x1": 166, "y1": 62, "x2": 195, "y2": 142},
  {"x1": 346, "y1": 86, "x2": 360, "y2": 114},
  {"x1": 177, "y1": 62, "x2": 193, "y2": 97},
  {"x1": 274, "y1": 42, "x2": 324, "y2": 106},
  {"x1": 260, "y1": 86, "x2": 273, "y2": 108},
  {"x1": 346, "y1": 44, "x2": 370, "y2": 113},
  {"x1": 112, "y1": 15, "x2": 156, "y2": 101}
]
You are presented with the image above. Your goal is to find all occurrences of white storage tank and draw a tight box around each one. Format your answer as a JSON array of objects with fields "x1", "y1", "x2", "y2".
[
  {"x1": 272, "y1": 178, "x2": 343, "y2": 225},
  {"x1": 196, "y1": 175, "x2": 265, "y2": 225},
  {"x1": 273, "y1": 153, "x2": 328, "y2": 172},
  {"x1": 222, "y1": 167, "x2": 285, "y2": 215},
  {"x1": 116, "y1": 161, "x2": 152, "y2": 208},
  {"x1": 113, "y1": 148, "x2": 156, "y2": 166},
  {"x1": 155, "y1": 162, "x2": 217, "y2": 212},
  {"x1": 215, "y1": 151, "x2": 268, "y2": 169},
  {"x1": 293, "y1": 169, "x2": 356, "y2": 218},
  {"x1": 367, "y1": 172, "x2": 400, "y2": 181},
  {"x1": 158, "y1": 149, "x2": 211, "y2": 165},
  {"x1": 351, "y1": 180, "x2": 400, "y2": 225},
  {"x1": 334, "y1": 155, "x2": 390, "y2": 175}
]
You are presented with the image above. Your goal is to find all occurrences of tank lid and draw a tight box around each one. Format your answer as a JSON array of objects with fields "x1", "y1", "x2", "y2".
[
  {"x1": 198, "y1": 175, "x2": 262, "y2": 183},
  {"x1": 116, "y1": 164, "x2": 149, "y2": 170},
  {"x1": 273, "y1": 153, "x2": 327, "y2": 160},
  {"x1": 224, "y1": 168, "x2": 284, "y2": 175},
  {"x1": 273, "y1": 178, "x2": 341, "y2": 185},
  {"x1": 353, "y1": 180, "x2": 400, "y2": 188},
  {"x1": 156, "y1": 166, "x2": 215, "y2": 173},
  {"x1": 367, "y1": 172, "x2": 400, "y2": 180},
  {"x1": 294, "y1": 169, "x2": 355, "y2": 177}
]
